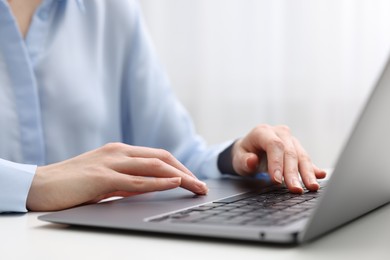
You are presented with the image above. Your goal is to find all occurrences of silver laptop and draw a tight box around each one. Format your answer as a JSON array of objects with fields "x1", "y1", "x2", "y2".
[{"x1": 39, "y1": 54, "x2": 390, "y2": 244}]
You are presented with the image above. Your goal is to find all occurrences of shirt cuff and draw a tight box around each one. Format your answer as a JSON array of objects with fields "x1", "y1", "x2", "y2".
[
  {"x1": 217, "y1": 140, "x2": 238, "y2": 175},
  {"x1": 0, "y1": 159, "x2": 37, "y2": 213}
]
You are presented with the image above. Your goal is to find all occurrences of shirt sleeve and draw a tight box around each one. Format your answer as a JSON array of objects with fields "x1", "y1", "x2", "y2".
[
  {"x1": 0, "y1": 158, "x2": 37, "y2": 213},
  {"x1": 122, "y1": 2, "x2": 230, "y2": 179}
]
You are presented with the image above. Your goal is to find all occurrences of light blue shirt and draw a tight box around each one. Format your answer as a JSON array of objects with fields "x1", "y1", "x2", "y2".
[{"x1": 0, "y1": 0, "x2": 227, "y2": 213}]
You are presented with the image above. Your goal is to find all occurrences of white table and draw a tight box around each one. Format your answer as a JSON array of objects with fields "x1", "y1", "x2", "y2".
[{"x1": 1, "y1": 203, "x2": 389, "y2": 260}]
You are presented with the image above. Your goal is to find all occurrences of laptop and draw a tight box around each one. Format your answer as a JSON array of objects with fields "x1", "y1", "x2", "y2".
[{"x1": 39, "y1": 55, "x2": 390, "y2": 244}]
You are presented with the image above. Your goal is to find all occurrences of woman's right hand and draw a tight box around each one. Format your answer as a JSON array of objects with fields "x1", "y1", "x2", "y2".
[{"x1": 26, "y1": 143, "x2": 208, "y2": 211}]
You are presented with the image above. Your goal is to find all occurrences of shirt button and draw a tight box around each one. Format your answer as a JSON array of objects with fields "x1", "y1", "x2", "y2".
[{"x1": 38, "y1": 8, "x2": 49, "y2": 20}]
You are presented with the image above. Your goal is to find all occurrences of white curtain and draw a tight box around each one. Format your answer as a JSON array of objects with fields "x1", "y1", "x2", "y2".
[{"x1": 139, "y1": 0, "x2": 390, "y2": 167}]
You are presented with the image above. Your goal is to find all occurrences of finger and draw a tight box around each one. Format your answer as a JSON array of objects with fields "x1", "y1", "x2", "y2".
[
  {"x1": 124, "y1": 145, "x2": 198, "y2": 179},
  {"x1": 234, "y1": 151, "x2": 269, "y2": 175},
  {"x1": 313, "y1": 164, "x2": 327, "y2": 179},
  {"x1": 232, "y1": 145, "x2": 260, "y2": 176},
  {"x1": 101, "y1": 143, "x2": 198, "y2": 180},
  {"x1": 240, "y1": 126, "x2": 284, "y2": 184},
  {"x1": 293, "y1": 138, "x2": 326, "y2": 191},
  {"x1": 113, "y1": 175, "x2": 182, "y2": 193},
  {"x1": 292, "y1": 137, "x2": 320, "y2": 191},
  {"x1": 276, "y1": 131, "x2": 303, "y2": 193},
  {"x1": 115, "y1": 157, "x2": 208, "y2": 195}
]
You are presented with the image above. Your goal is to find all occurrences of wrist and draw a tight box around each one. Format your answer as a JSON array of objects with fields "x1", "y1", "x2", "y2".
[{"x1": 217, "y1": 140, "x2": 239, "y2": 175}]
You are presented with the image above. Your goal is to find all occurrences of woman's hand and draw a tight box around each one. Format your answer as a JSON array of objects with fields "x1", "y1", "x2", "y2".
[
  {"x1": 27, "y1": 143, "x2": 207, "y2": 211},
  {"x1": 231, "y1": 124, "x2": 327, "y2": 193}
]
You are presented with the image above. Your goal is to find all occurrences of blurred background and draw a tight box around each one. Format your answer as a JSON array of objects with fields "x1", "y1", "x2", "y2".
[{"x1": 139, "y1": 0, "x2": 390, "y2": 168}]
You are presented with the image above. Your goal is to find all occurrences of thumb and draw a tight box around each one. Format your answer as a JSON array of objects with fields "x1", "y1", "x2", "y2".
[{"x1": 233, "y1": 150, "x2": 260, "y2": 176}]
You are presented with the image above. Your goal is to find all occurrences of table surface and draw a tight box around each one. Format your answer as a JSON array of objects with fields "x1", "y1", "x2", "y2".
[{"x1": 1, "y1": 202, "x2": 389, "y2": 260}]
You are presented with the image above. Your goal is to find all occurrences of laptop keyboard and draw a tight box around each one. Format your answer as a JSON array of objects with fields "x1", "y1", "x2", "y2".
[{"x1": 148, "y1": 185, "x2": 325, "y2": 227}]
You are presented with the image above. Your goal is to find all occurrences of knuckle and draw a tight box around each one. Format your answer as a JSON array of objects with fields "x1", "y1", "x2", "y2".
[
  {"x1": 130, "y1": 176, "x2": 146, "y2": 189},
  {"x1": 253, "y1": 124, "x2": 271, "y2": 134},
  {"x1": 102, "y1": 154, "x2": 123, "y2": 168},
  {"x1": 158, "y1": 149, "x2": 174, "y2": 162},
  {"x1": 269, "y1": 138, "x2": 285, "y2": 151},
  {"x1": 148, "y1": 158, "x2": 164, "y2": 170},
  {"x1": 299, "y1": 153, "x2": 312, "y2": 163},
  {"x1": 102, "y1": 142, "x2": 126, "y2": 153},
  {"x1": 277, "y1": 124, "x2": 291, "y2": 133},
  {"x1": 269, "y1": 157, "x2": 283, "y2": 168},
  {"x1": 285, "y1": 149, "x2": 298, "y2": 160}
]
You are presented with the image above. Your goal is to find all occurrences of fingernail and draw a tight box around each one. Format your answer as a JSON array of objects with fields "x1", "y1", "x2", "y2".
[
  {"x1": 292, "y1": 178, "x2": 302, "y2": 189},
  {"x1": 274, "y1": 170, "x2": 283, "y2": 183},
  {"x1": 310, "y1": 178, "x2": 320, "y2": 190},
  {"x1": 288, "y1": 178, "x2": 302, "y2": 193}
]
